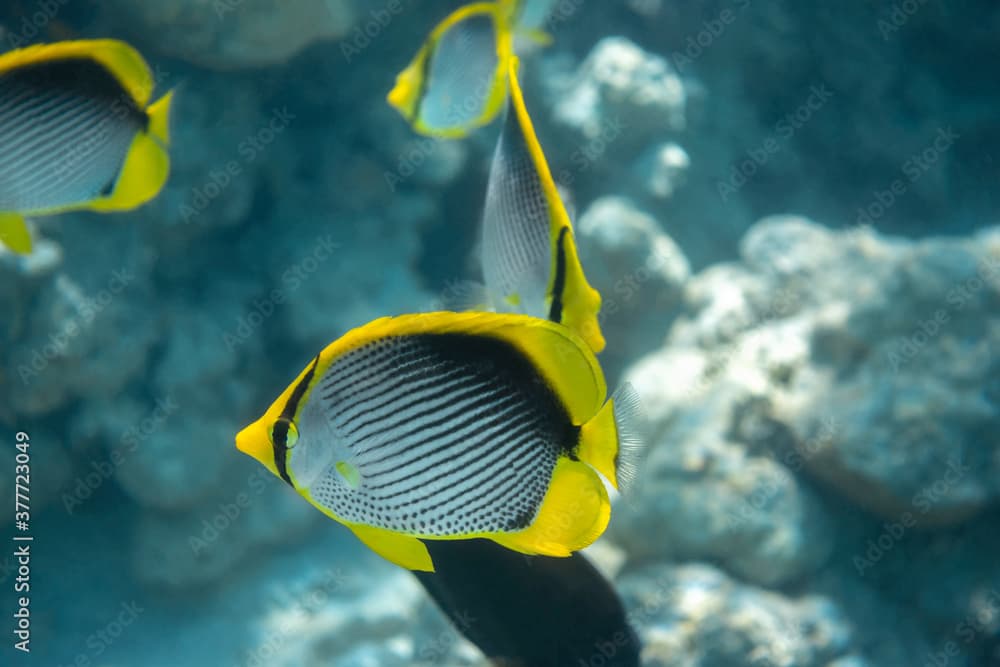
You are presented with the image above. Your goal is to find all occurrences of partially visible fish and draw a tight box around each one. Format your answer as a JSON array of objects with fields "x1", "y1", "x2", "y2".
[
  {"x1": 417, "y1": 539, "x2": 641, "y2": 666},
  {"x1": 479, "y1": 56, "x2": 605, "y2": 353},
  {"x1": 387, "y1": 2, "x2": 514, "y2": 138},
  {"x1": 235, "y1": 311, "x2": 642, "y2": 572},
  {"x1": 508, "y1": 0, "x2": 558, "y2": 51},
  {"x1": 0, "y1": 39, "x2": 172, "y2": 255}
]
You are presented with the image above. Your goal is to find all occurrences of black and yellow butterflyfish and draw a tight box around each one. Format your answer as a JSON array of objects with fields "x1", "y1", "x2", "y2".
[
  {"x1": 0, "y1": 39, "x2": 172, "y2": 255},
  {"x1": 236, "y1": 312, "x2": 641, "y2": 572}
]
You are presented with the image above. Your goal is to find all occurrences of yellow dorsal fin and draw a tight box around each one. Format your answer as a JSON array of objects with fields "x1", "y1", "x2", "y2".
[
  {"x1": 89, "y1": 131, "x2": 169, "y2": 212},
  {"x1": 507, "y1": 57, "x2": 604, "y2": 353},
  {"x1": 0, "y1": 213, "x2": 32, "y2": 255},
  {"x1": 317, "y1": 312, "x2": 606, "y2": 424},
  {"x1": 0, "y1": 39, "x2": 154, "y2": 106},
  {"x1": 492, "y1": 457, "x2": 610, "y2": 556},
  {"x1": 346, "y1": 523, "x2": 435, "y2": 572},
  {"x1": 552, "y1": 226, "x2": 605, "y2": 352}
]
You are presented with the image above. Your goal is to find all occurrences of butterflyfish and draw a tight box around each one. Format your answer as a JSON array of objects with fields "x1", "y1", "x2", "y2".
[
  {"x1": 387, "y1": 2, "x2": 515, "y2": 138},
  {"x1": 235, "y1": 311, "x2": 642, "y2": 572},
  {"x1": 479, "y1": 57, "x2": 605, "y2": 353},
  {"x1": 0, "y1": 39, "x2": 172, "y2": 255}
]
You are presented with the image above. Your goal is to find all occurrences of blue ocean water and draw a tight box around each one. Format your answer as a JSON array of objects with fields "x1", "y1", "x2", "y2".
[{"x1": 1, "y1": 1, "x2": 999, "y2": 666}]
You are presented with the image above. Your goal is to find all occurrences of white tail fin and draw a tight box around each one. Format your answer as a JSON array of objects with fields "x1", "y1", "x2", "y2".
[{"x1": 610, "y1": 382, "x2": 646, "y2": 494}]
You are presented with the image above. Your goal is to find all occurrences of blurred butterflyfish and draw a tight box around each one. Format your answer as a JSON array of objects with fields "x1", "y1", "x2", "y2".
[
  {"x1": 387, "y1": 2, "x2": 515, "y2": 138},
  {"x1": 0, "y1": 39, "x2": 172, "y2": 255}
]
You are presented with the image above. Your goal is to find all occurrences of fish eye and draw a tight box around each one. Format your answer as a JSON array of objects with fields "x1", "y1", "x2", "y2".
[{"x1": 269, "y1": 418, "x2": 299, "y2": 449}]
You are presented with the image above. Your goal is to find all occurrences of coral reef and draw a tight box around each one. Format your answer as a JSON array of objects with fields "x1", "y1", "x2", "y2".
[{"x1": 1, "y1": 1, "x2": 998, "y2": 665}]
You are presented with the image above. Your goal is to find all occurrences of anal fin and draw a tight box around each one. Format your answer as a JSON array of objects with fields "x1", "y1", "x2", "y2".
[
  {"x1": 347, "y1": 523, "x2": 435, "y2": 572},
  {"x1": 492, "y1": 457, "x2": 610, "y2": 558}
]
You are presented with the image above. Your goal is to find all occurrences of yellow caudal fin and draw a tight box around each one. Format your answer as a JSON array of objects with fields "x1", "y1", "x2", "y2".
[
  {"x1": 493, "y1": 457, "x2": 610, "y2": 556},
  {"x1": 0, "y1": 213, "x2": 32, "y2": 255},
  {"x1": 578, "y1": 383, "x2": 645, "y2": 492},
  {"x1": 147, "y1": 90, "x2": 173, "y2": 145},
  {"x1": 347, "y1": 523, "x2": 435, "y2": 572},
  {"x1": 90, "y1": 131, "x2": 169, "y2": 212}
]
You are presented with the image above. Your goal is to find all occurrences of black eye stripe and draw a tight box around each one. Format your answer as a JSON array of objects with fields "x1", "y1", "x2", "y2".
[{"x1": 273, "y1": 355, "x2": 321, "y2": 486}]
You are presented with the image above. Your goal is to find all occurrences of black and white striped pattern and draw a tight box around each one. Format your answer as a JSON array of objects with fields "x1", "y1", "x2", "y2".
[
  {"x1": 302, "y1": 333, "x2": 573, "y2": 537},
  {"x1": 480, "y1": 94, "x2": 551, "y2": 315},
  {"x1": 0, "y1": 58, "x2": 144, "y2": 212}
]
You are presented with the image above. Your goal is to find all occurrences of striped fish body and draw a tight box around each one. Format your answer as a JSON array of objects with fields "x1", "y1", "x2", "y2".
[
  {"x1": 480, "y1": 57, "x2": 605, "y2": 353},
  {"x1": 0, "y1": 40, "x2": 172, "y2": 254},
  {"x1": 387, "y1": 3, "x2": 513, "y2": 138},
  {"x1": 0, "y1": 57, "x2": 145, "y2": 212},
  {"x1": 236, "y1": 312, "x2": 639, "y2": 572}
]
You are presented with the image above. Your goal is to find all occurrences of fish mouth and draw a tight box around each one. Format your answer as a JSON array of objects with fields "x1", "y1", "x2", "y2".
[
  {"x1": 235, "y1": 419, "x2": 283, "y2": 480},
  {"x1": 235, "y1": 422, "x2": 265, "y2": 460}
]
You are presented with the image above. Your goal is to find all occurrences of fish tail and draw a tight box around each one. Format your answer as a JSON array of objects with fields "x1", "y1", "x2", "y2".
[
  {"x1": 578, "y1": 382, "x2": 645, "y2": 493},
  {"x1": 0, "y1": 213, "x2": 32, "y2": 255},
  {"x1": 147, "y1": 90, "x2": 174, "y2": 146},
  {"x1": 493, "y1": 457, "x2": 610, "y2": 557}
]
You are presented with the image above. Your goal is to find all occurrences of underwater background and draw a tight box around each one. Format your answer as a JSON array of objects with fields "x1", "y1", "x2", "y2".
[{"x1": 1, "y1": 0, "x2": 999, "y2": 665}]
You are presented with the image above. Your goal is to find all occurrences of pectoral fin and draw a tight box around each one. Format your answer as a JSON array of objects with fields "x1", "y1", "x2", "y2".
[{"x1": 347, "y1": 523, "x2": 435, "y2": 572}]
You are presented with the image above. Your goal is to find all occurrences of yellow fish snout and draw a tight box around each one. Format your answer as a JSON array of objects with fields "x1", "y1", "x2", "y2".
[{"x1": 235, "y1": 420, "x2": 280, "y2": 478}]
